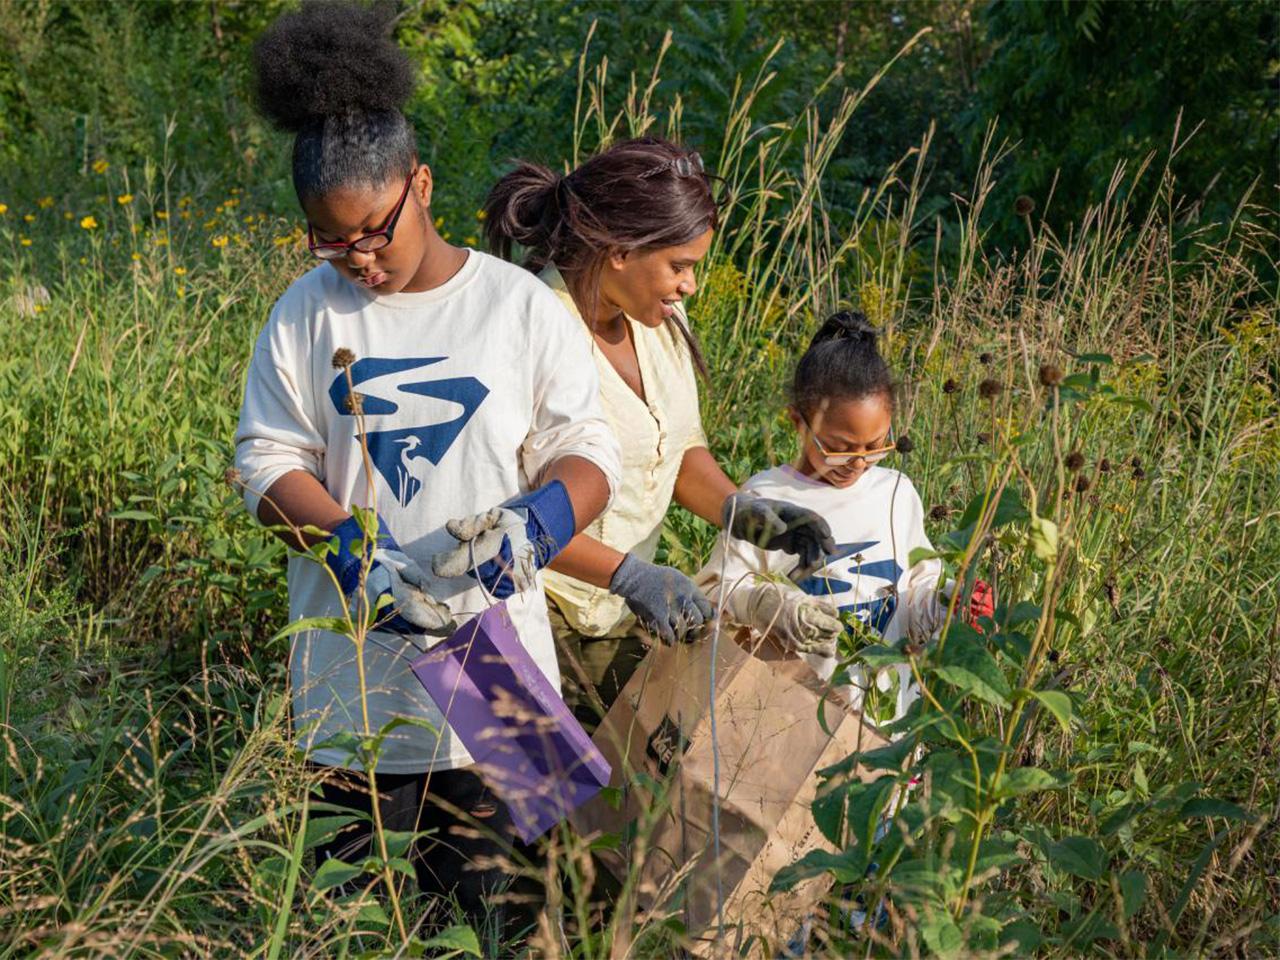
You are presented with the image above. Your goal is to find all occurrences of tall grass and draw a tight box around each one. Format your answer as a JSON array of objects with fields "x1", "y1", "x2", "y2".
[{"x1": 2, "y1": 34, "x2": 1277, "y2": 958}]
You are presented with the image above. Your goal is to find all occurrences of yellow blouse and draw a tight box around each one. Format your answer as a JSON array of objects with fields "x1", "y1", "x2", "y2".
[{"x1": 539, "y1": 264, "x2": 708, "y2": 637}]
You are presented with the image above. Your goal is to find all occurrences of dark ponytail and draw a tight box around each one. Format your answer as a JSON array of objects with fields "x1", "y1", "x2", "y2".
[
  {"x1": 484, "y1": 137, "x2": 718, "y2": 378},
  {"x1": 791, "y1": 311, "x2": 895, "y2": 417},
  {"x1": 252, "y1": 1, "x2": 418, "y2": 203}
]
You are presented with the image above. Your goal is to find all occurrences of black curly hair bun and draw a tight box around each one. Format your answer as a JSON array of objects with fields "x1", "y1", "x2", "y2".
[
  {"x1": 792, "y1": 309, "x2": 895, "y2": 414},
  {"x1": 253, "y1": 1, "x2": 416, "y2": 132},
  {"x1": 814, "y1": 310, "x2": 878, "y2": 347}
]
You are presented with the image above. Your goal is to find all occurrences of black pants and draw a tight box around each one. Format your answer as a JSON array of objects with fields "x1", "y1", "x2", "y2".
[{"x1": 315, "y1": 765, "x2": 539, "y2": 941}]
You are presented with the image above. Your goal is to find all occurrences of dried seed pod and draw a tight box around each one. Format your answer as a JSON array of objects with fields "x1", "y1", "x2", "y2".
[
  {"x1": 979, "y1": 352, "x2": 994, "y2": 366},
  {"x1": 1014, "y1": 195, "x2": 1035, "y2": 217},
  {"x1": 895, "y1": 434, "x2": 915, "y2": 454},
  {"x1": 1038, "y1": 363, "x2": 1063, "y2": 387},
  {"x1": 942, "y1": 378, "x2": 959, "y2": 395},
  {"x1": 978, "y1": 378, "x2": 1003, "y2": 399},
  {"x1": 224, "y1": 467, "x2": 242, "y2": 487},
  {"x1": 976, "y1": 432, "x2": 991, "y2": 446},
  {"x1": 332, "y1": 347, "x2": 356, "y2": 369},
  {"x1": 344, "y1": 391, "x2": 365, "y2": 415},
  {"x1": 1065, "y1": 451, "x2": 1085, "y2": 472},
  {"x1": 929, "y1": 504, "x2": 951, "y2": 521},
  {"x1": 1099, "y1": 457, "x2": 1112, "y2": 474},
  {"x1": 903, "y1": 641, "x2": 924, "y2": 657},
  {"x1": 1075, "y1": 474, "x2": 1092, "y2": 493}
]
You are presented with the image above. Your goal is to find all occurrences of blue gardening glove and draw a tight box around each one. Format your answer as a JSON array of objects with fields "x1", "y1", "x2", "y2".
[
  {"x1": 722, "y1": 492, "x2": 837, "y2": 579},
  {"x1": 609, "y1": 553, "x2": 714, "y2": 645},
  {"x1": 326, "y1": 515, "x2": 456, "y2": 637},
  {"x1": 431, "y1": 480, "x2": 576, "y2": 599}
]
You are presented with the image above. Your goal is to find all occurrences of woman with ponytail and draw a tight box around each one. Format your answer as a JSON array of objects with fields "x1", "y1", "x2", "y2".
[
  {"x1": 485, "y1": 139, "x2": 835, "y2": 726},
  {"x1": 697, "y1": 311, "x2": 994, "y2": 731},
  {"x1": 233, "y1": 2, "x2": 620, "y2": 925}
]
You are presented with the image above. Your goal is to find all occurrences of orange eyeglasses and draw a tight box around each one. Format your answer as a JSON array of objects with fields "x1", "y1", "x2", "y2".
[{"x1": 801, "y1": 414, "x2": 896, "y2": 467}]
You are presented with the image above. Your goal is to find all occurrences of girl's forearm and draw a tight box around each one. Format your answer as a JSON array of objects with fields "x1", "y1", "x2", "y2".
[
  {"x1": 546, "y1": 533, "x2": 627, "y2": 589},
  {"x1": 672, "y1": 445, "x2": 739, "y2": 526},
  {"x1": 257, "y1": 470, "x2": 350, "y2": 550}
]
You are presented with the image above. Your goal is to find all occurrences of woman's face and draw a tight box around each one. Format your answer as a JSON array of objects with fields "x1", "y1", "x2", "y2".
[
  {"x1": 302, "y1": 165, "x2": 436, "y2": 295},
  {"x1": 600, "y1": 228, "x2": 714, "y2": 327},
  {"x1": 791, "y1": 394, "x2": 894, "y2": 489}
]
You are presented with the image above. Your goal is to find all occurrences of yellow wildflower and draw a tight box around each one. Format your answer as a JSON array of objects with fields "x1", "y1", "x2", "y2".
[
  {"x1": 64, "y1": 211, "x2": 73, "y2": 220},
  {"x1": 211, "y1": 235, "x2": 229, "y2": 248},
  {"x1": 0, "y1": 203, "x2": 7, "y2": 214},
  {"x1": 117, "y1": 193, "x2": 133, "y2": 205},
  {"x1": 130, "y1": 252, "x2": 141, "y2": 261},
  {"x1": 154, "y1": 235, "x2": 168, "y2": 246},
  {"x1": 23, "y1": 213, "x2": 35, "y2": 223},
  {"x1": 177, "y1": 287, "x2": 185, "y2": 297},
  {"x1": 37, "y1": 196, "x2": 54, "y2": 209},
  {"x1": 156, "y1": 210, "x2": 169, "y2": 220},
  {"x1": 33, "y1": 304, "x2": 44, "y2": 314},
  {"x1": 79, "y1": 257, "x2": 87, "y2": 265},
  {"x1": 174, "y1": 266, "x2": 187, "y2": 276},
  {"x1": 244, "y1": 214, "x2": 254, "y2": 224},
  {"x1": 214, "y1": 204, "x2": 223, "y2": 214},
  {"x1": 476, "y1": 209, "x2": 487, "y2": 221},
  {"x1": 434, "y1": 216, "x2": 444, "y2": 228},
  {"x1": 92, "y1": 159, "x2": 109, "y2": 174},
  {"x1": 80, "y1": 216, "x2": 98, "y2": 230},
  {"x1": 464, "y1": 235, "x2": 478, "y2": 246},
  {"x1": 20, "y1": 237, "x2": 32, "y2": 246}
]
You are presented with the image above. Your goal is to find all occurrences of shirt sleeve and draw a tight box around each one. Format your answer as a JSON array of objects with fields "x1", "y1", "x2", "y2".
[
  {"x1": 233, "y1": 311, "x2": 325, "y2": 518},
  {"x1": 519, "y1": 287, "x2": 622, "y2": 503},
  {"x1": 897, "y1": 484, "x2": 946, "y2": 639}
]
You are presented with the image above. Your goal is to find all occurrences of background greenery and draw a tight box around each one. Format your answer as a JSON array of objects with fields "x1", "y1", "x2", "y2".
[{"x1": 1, "y1": 1, "x2": 1277, "y2": 956}]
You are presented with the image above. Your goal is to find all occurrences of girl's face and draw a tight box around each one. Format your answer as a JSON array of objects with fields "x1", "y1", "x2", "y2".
[
  {"x1": 791, "y1": 393, "x2": 894, "y2": 489},
  {"x1": 302, "y1": 165, "x2": 442, "y2": 295},
  {"x1": 600, "y1": 228, "x2": 714, "y2": 327}
]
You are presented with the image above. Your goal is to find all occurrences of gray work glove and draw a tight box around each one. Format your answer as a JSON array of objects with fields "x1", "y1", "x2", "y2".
[
  {"x1": 722, "y1": 493, "x2": 837, "y2": 579},
  {"x1": 738, "y1": 583, "x2": 843, "y2": 659},
  {"x1": 609, "y1": 553, "x2": 715, "y2": 645}
]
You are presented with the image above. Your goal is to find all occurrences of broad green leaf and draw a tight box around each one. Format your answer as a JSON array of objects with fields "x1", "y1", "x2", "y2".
[
  {"x1": 303, "y1": 815, "x2": 363, "y2": 850},
  {"x1": 1029, "y1": 689, "x2": 1073, "y2": 734},
  {"x1": 272, "y1": 616, "x2": 351, "y2": 643},
  {"x1": 1120, "y1": 868, "x2": 1146, "y2": 919},
  {"x1": 1003, "y1": 600, "x2": 1042, "y2": 627},
  {"x1": 419, "y1": 925, "x2": 482, "y2": 957},
  {"x1": 312, "y1": 856, "x2": 364, "y2": 892},
  {"x1": 378, "y1": 830, "x2": 419, "y2": 860},
  {"x1": 994, "y1": 766, "x2": 1065, "y2": 799},
  {"x1": 908, "y1": 546, "x2": 941, "y2": 567},
  {"x1": 919, "y1": 909, "x2": 963, "y2": 958},
  {"x1": 1002, "y1": 919, "x2": 1043, "y2": 953},
  {"x1": 853, "y1": 736, "x2": 917, "y2": 772},
  {"x1": 1048, "y1": 835, "x2": 1107, "y2": 880},
  {"x1": 1029, "y1": 515, "x2": 1059, "y2": 562},
  {"x1": 1178, "y1": 798, "x2": 1253, "y2": 822},
  {"x1": 770, "y1": 847, "x2": 866, "y2": 893},
  {"x1": 934, "y1": 647, "x2": 1011, "y2": 709},
  {"x1": 857, "y1": 644, "x2": 909, "y2": 668},
  {"x1": 848, "y1": 775, "x2": 898, "y2": 850},
  {"x1": 108, "y1": 509, "x2": 158, "y2": 522},
  {"x1": 1069, "y1": 351, "x2": 1113, "y2": 364}
]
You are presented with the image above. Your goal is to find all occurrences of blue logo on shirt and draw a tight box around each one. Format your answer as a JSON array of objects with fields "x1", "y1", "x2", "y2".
[
  {"x1": 329, "y1": 357, "x2": 488, "y2": 506},
  {"x1": 798, "y1": 540, "x2": 902, "y2": 635}
]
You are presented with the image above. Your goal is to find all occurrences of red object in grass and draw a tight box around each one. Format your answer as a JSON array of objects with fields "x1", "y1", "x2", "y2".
[{"x1": 968, "y1": 580, "x2": 995, "y2": 631}]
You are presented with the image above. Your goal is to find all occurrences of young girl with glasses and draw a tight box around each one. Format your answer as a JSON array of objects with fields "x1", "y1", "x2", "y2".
[
  {"x1": 233, "y1": 3, "x2": 620, "y2": 930},
  {"x1": 699, "y1": 311, "x2": 993, "y2": 728}
]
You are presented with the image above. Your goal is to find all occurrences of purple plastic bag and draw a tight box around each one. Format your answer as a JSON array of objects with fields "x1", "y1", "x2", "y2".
[{"x1": 409, "y1": 602, "x2": 611, "y2": 842}]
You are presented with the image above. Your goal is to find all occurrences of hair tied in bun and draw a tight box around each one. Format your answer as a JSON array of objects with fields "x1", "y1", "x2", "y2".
[{"x1": 818, "y1": 310, "x2": 878, "y2": 345}]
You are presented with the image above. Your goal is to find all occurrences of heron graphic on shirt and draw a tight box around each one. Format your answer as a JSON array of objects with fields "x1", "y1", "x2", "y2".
[
  {"x1": 796, "y1": 540, "x2": 902, "y2": 635},
  {"x1": 329, "y1": 356, "x2": 489, "y2": 507}
]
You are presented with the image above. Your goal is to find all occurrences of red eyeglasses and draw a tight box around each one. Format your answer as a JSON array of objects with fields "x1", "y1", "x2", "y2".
[{"x1": 307, "y1": 172, "x2": 414, "y2": 261}]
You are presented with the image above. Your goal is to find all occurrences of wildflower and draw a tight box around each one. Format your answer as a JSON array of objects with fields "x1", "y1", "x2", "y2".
[
  {"x1": 332, "y1": 347, "x2": 356, "y2": 369},
  {"x1": 0, "y1": 203, "x2": 7, "y2": 214},
  {"x1": 79, "y1": 257, "x2": 87, "y2": 265},
  {"x1": 177, "y1": 287, "x2": 185, "y2": 296},
  {"x1": 131, "y1": 252, "x2": 141, "y2": 261},
  {"x1": 37, "y1": 196, "x2": 54, "y2": 209},
  {"x1": 1038, "y1": 363, "x2": 1063, "y2": 387},
  {"x1": 1065, "y1": 451, "x2": 1085, "y2": 472},
  {"x1": 1014, "y1": 195, "x2": 1035, "y2": 217},
  {"x1": 19, "y1": 238, "x2": 31, "y2": 247},
  {"x1": 156, "y1": 210, "x2": 169, "y2": 220},
  {"x1": 434, "y1": 215, "x2": 444, "y2": 228},
  {"x1": 23, "y1": 213, "x2": 35, "y2": 223},
  {"x1": 174, "y1": 266, "x2": 187, "y2": 276},
  {"x1": 942, "y1": 378, "x2": 959, "y2": 395},
  {"x1": 979, "y1": 351, "x2": 993, "y2": 366},
  {"x1": 476, "y1": 209, "x2": 487, "y2": 221},
  {"x1": 80, "y1": 216, "x2": 98, "y2": 230},
  {"x1": 464, "y1": 235, "x2": 478, "y2": 246},
  {"x1": 211, "y1": 235, "x2": 229, "y2": 248},
  {"x1": 929, "y1": 504, "x2": 951, "y2": 521},
  {"x1": 64, "y1": 211, "x2": 73, "y2": 220},
  {"x1": 154, "y1": 235, "x2": 168, "y2": 246},
  {"x1": 1074, "y1": 474, "x2": 1092, "y2": 494},
  {"x1": 895, "y1": 434, "x2": 915, "y2": 455},
  {"x1": 117, "y1": 193, "x2": 133, "y2": 205},
  {"x1": 92, "y1": 159, "x2": 109, "y2": 174},
  {"x1": 978, "y1": 378, "x2": 1003, "y2": 399}
]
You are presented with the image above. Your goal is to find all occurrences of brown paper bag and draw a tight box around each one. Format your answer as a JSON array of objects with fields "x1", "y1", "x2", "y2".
[{"x1": 571, "y1": 630, "x2": 889, "y2": 955}]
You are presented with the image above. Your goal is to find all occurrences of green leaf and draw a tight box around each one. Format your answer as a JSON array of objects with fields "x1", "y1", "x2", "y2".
[
  {"x1": 1029, "y1": 689, "x2": 1073, "y2": 734},
  {"x1": 1029, "y1": 515, "x2": 1059, "y2": 562},
  {"x1": 919, "y1": 909, "x2": 963, "y2": 959},
  {"x1": 994, "y1": 766, "x2": 1066, "y2": 799},
  {"x1": 1048, "y1": 835, "x2": 1107, "y2": 880},
  {"x1": 1002, "y1": 918, "x2": 1042, "y2": 953},
  {"x1": 1178, "y1": 798, "x2": 1253, "y2": 822},
  {"x1": 1120, "y1": 868, "x2": 1146, "y2": 919},
  {"x1": 378, "y1": 830, "x2": 419, "y2": 860},
  {"x1": 1111, "y1": 395, "x2": 1154, "y2": 413},
  {"x1": 848, "y1": 775, "x2": 899, "y2": 850},
  {"x1": 271, "y1": 616, "x2": 351, "y2": 643},
  {"x1": 908, "y1": 546, "x2": 941, "y2": 567},
  {"x1": 852, "y1": 736, "x2": 917, "y2": 773},
  {"x1": 934, "y1": 646, "x2": 1011, "y2": 708},
  {"x1": 1003, "y1": 601, "x2": 1042, "y2": 627},
  {"x1": 769, "y1": 848, "x2": 865, "y2": 893},
  {"x1": 108, "y1": 509, "x2": 159, "y2": 522},
  {"x1": 857, "y1": 644, "x2": 909, "y2": 669},
  {"x1": 419, "y1": 925, "x2": 481, "y2": 957},
  {"x1": 303, "y1": 815, "x2": 364, "y2": 850},
  {"x1": 1069, "y1": 351, "x2": 1113, "y2": 364},
  {"x1": 312, "y1": 856, "x2": 364, "y2": 892}
]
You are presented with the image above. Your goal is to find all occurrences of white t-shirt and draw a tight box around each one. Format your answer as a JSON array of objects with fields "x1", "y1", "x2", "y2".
[
  {"x1": 234, "y1": 251, "x2": 621, "y2": 772},
  {"x1": 699, "y1": 463, "x2": 944, "y2": 726}
]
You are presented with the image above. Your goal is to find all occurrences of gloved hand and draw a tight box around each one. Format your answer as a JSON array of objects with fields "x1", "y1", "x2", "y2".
[
  {"x1": 722, "y1": 493, "x2": 837, "y2": 577},
  {"x1": 326, "y1": 514, "x2": 456, "y2": 637},
  {"x1": 609, "y1": 553, "x2": 714, "y2": 645},
  {"x1": 737, "y1": 582, "x2": 843, "y2": 659},
  {"x1": 432, "y1": 480, "x2": 576, "y2": 599}
]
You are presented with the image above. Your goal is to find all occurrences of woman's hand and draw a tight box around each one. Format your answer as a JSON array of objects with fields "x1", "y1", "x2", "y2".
[
  {"x1": 609, "y1": 554, "x2": 714, "y2": 645},
  {"x1": 722, "y1": 493, "x2": 837, "y2": 575}
]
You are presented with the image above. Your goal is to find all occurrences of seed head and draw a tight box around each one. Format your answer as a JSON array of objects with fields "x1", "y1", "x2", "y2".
[
  {"x1": 978, "y1": 378, "x2": 1003, "y2": 400},
  {"x1": 223, "y1": 467, "x2": 242, "y2": 487},
  {"x1": 942, "y1": 378, "x2": 959, "y2": 395},
  {"x1": 1098, "y1": 457, "x2": 1112, "y2": 474},
  {"x1": 331, "y1": 347, "x2": 356, "y2": 369},
  {"x1": 1047, "y1": 648, "x2": 1060, "y2": 664},
  {"x1": 894, "y1": 434, "x2": 914, "y2": 455},
  {"x1": 903, "y1": 641, "x2": 924, "y2": 657},
  {"x1": 1014, "y1": 195, "x2": 1035, "y2": 217},
  {"x1": 1065, "y1": 451, "x2": 1085, "y2": 472},
  {"x1": 976, "y1": 432, "x2": 991, "y2": 446},
  {"x1": 1132, "y1": 464, "x2": 1146, "y2": 481},
  {"x1": 344, "y1": 391, "x2": 365, "y2": 415},
  {"x1": 979, "y1": 352, "x2": 994, "y2": 366},
  {"x1": 1038, "y1": 363, "x2": 1063, "y2": 387},
  {"x1": 1074, "y1": 474, "x2": 1092, "y2": 494},
  {"x1": 929, "y1": 504, "x2": 951, "y2": 521}
]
